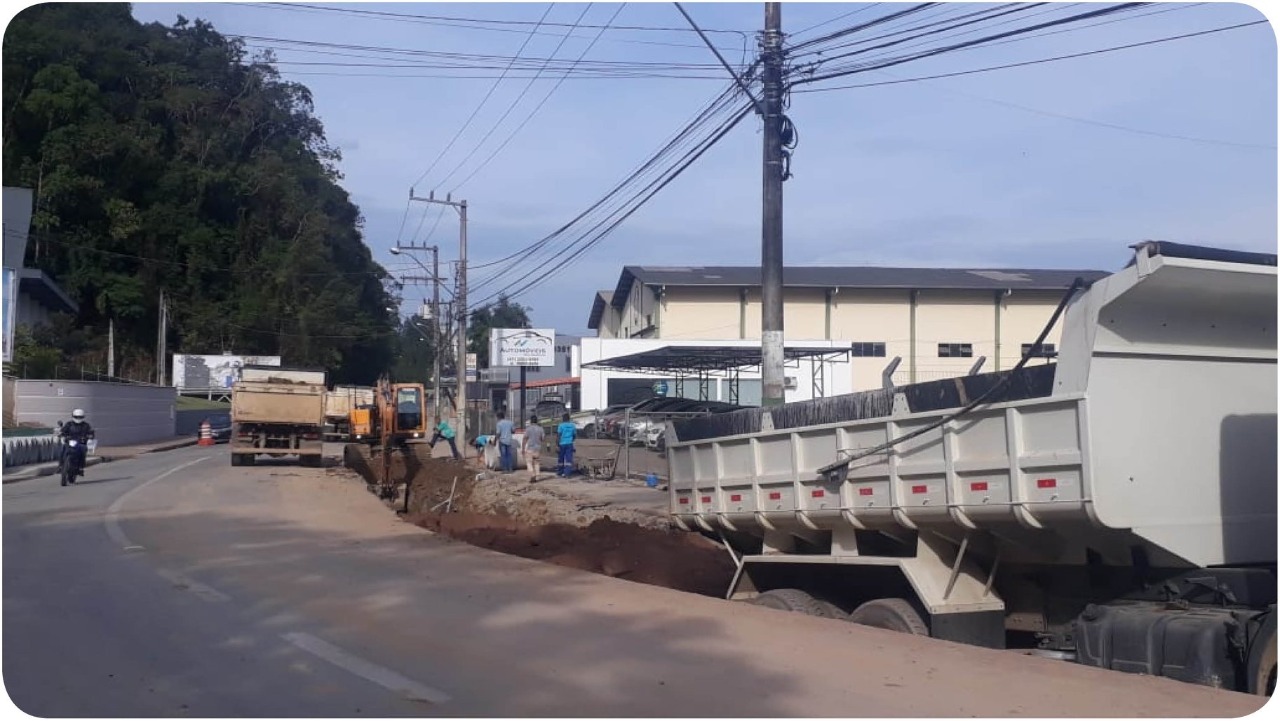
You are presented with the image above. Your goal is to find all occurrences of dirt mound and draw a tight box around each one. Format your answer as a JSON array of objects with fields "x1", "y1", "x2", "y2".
[
  {"x1": 340, "y1": 442, "x2": 735, "y2": 598},
  {"x1": 410, "y1": 512, "x2": 734, "y2": 597}
]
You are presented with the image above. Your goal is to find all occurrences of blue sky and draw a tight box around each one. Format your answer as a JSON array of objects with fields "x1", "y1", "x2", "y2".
[{"x1": 122, "y1": 2, "x2": 1277, "y2": 335}]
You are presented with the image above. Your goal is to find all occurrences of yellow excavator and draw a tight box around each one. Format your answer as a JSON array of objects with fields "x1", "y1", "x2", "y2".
[{"x1": 343, "y1": 375, "x2": 428, "y2": 500}]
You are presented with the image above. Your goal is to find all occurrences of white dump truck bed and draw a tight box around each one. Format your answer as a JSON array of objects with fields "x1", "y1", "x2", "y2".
[{"x1": 668, "y1": 243, "x2": 1277, "y2": 570}]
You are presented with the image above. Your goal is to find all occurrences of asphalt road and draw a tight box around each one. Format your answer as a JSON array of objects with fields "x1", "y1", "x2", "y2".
[{"x1": 3, "y1": 447, "x2": 1268, "y2": 717}]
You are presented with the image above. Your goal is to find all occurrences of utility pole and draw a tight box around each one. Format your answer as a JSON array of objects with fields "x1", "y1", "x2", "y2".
[
  {"x1": 392, "y1": 243, "x2": 442, "y2": 417},
  {"x1": 156, "y1": 290, "x2": 168, "y2": 386},
  {"x1": 107, "y1": 318, "x2": 115, "y2": 378},
  {"x1": 409, "y1": 190, "x2": 468, "y2": 450},
  {"x1": 760, "y1": 2, "x2": 786, "y2": 407}
]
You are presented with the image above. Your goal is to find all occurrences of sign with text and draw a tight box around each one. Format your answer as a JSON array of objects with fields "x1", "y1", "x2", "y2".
[{"x1": 490, "y1": 328, "x2": 555, "y2": 368}]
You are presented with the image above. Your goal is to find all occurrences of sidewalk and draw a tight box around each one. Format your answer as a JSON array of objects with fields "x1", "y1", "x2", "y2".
[{"x1": 2, "y1": 436, "x2": 199, "y2": 484}]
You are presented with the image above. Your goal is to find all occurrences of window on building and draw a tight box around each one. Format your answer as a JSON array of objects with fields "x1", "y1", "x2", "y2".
[
  {"x1": 564, "y1": 355, "x2": 571, "y2": 373},
  {"x1": 1021, "y1": 343, "x2": 1056, "y2": 358},
  {"x1": 850, "y1": 342, "x2": 886, "y2": 357},
  {"x1": 938, "y1": 343, "x2": 973, "y2": 358}
]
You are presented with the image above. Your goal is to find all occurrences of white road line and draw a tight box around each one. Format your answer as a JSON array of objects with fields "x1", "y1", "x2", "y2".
[
  {"x1": 281, "y1": 632, "x2": 452, "y2": 704},
  {"x1": 155, "y1": 568, "x2": 231, "y2": 603},
  {"x1": 104, "y1": 456, "x2": 211, "y2": 550}
]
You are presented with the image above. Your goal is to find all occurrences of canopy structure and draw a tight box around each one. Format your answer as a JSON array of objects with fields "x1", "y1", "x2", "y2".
[{"x1": 581, "y1": 345, "x2": 850, "y2": 403}]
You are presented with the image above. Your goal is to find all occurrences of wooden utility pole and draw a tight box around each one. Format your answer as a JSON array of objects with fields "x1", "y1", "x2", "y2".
[{"x1": 760, "y1": 2, "x2": 786, "y2": 406}]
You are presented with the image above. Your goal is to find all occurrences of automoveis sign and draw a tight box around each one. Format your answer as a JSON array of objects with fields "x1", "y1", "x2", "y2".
[{"x1": 490, "y1": 328, "x2": 555, "y2": 367}]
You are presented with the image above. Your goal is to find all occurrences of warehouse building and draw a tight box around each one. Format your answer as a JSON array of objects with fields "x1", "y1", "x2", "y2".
[{"x1": 581, "y1": 263, "x2": 1108, "y2": 409}]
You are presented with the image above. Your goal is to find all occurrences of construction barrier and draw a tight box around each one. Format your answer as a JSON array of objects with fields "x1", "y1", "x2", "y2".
[{"x1": 197, "y1": 420, "x2": 215, "y2": 446}]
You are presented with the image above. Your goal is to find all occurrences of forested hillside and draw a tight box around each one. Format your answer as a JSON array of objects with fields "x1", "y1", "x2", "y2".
[{"x1": 3, "y1": 3, "x2": 397, "y2": 384}]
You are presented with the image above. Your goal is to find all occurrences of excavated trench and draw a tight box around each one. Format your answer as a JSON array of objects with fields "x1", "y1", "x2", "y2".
[{"x1": 343, "y1": 444, "x2": 735, "y2": 598}]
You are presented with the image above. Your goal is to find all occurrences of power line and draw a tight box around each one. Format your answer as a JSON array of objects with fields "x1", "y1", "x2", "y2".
[
  {"x1": 790, "y1": 3, "x2": 882, "y2": 39},
  {"x1": 452, "y1": 4, "x2": 630, "y2": 193},
  {"x1": 794, "y1": 3, "x2": 1149, "y2": 84},
  {"x1": 240, "y1": 2, "x2": 739, "y2": 52},
  {"x1": 789, "y1": 3, "x2": 939, "y2": 53},
  {"x1": 791, "y1": 20, "x2": 1269, "y2": 92},
  {"x1": 464, "y1": 82, "x2": 746, "y2": 288},
  {"x1": 470, "y1": 102, "x2": 754, "y2": 308},
  {"x1": 18, "y1": 230, "x2": 412, "y2": 279},
  {"x1": 408, "y1": 4, "x2": 557, "y2": 190},
  {"x1": 258, "y1": 1, "x2": 748, "y2": 34},
  {"x1": 434, "y1": 3, "x2": 599, "y2": 192},
  {"x1": 880, "y1": 69, "x2": 1276, "y2": 150}
]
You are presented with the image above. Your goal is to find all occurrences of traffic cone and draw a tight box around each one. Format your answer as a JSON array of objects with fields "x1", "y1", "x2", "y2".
[{"x1": 198, "y1": 420, "x2": 215, "y2": 446}]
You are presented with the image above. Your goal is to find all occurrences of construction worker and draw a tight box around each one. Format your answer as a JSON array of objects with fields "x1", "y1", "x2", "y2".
[
  {"x1": 556, "y1": 412, "x2": 577, "y2": 477},
  {"x1": 523, "y1": 415, "x2": 545, "y2": 482},
  {"x1": 429, "y1": 416, "x2": 461, "y2": 460},
  {"x1": 495, "y1": 411, "x2": 515, "y2": 473}
]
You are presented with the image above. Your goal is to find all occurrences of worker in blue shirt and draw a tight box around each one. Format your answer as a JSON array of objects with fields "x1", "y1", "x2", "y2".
[{"x1": 556, "y1": 412, "x2": 577, "y2": 477}]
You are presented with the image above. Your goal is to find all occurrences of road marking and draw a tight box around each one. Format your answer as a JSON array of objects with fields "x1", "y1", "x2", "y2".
[
  {"x1": 155, "y1": 568, "x2": 231, "y2": 603},
  {"x1": 281, "y1": 632, "x2": 452, "y2": 704},
  {"x1": 104, "y1": 456, "x2": 211, "y2": 550}
]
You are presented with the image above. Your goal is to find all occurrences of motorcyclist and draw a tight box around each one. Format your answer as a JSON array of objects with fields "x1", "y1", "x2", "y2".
[{"x1": 58, "y1": 409, "x2": 95, "y2": 481}]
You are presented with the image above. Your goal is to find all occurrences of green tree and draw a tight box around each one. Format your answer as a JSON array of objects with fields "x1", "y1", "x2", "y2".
[
  {"x1": 3, "y1": 3, "x2": 398, "y2": 384},
  {"x1": 467, "y1": 295, "x2": 532, "y2": 368}
]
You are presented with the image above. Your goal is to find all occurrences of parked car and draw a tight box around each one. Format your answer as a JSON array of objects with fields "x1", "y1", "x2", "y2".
[
  {"x1": 573, "y1": 404, "x2": 627, "y2": 438},
  {"x1": 202, "y1": 412, "x2": 232, "y2": 443}
]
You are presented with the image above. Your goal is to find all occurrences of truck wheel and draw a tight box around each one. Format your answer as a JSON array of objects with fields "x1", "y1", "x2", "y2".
[
  {"x1": 848, "y1": 598, "x2": 929, "y2": 635},
  {"x1": 746, "y1": 589, "x2": 829, "y2": 618},
  {"x1": 1248, "y1": 608, "x2": 1277, "y2": 696}
]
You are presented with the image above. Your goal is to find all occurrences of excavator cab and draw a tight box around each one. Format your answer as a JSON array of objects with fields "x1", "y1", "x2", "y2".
[{"x1": 393, "y1": 384, "x2": 427, "y2": 439}]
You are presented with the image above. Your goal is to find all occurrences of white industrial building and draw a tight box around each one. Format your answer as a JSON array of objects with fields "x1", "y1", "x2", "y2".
[{"x1": 577, "y1": 263, "x2": 1108, "y2": 410}]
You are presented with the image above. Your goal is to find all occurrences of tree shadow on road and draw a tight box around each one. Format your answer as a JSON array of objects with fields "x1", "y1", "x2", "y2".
[{"x1": 4, "y1": 503, "x2": 806, "y2": 717}]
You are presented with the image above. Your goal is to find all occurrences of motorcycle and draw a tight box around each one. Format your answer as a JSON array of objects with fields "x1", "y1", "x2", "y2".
[{"x1": 60, "y1": 437, "x2": 94, "y2": 487}]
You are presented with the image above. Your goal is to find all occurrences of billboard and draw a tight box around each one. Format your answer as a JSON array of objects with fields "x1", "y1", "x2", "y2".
[
  {"x1": 172, "y1": 354, "x2": 282, "y2": 389},
  {"x1": 2, "y1": 267, "x2": 15, "y2": 363},
  {"x1": 490, "y1": 328, "x2": 555, "y2": 368}
]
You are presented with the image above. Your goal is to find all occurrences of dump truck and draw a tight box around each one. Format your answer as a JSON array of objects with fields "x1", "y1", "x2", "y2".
[
  {"x1": 323, "y1": 385, "x2": 375, "y2": 441},
  {"x1": 666, "y1": 241, "x2": 1277, "y2": 695},
  {"x1": 230, "y1": 366, "x2": 327, "y2": 467}
]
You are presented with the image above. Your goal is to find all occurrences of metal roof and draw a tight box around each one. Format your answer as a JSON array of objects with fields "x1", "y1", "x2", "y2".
[
  {"x1": 17, "y1": 268, "x2": 77, "y2": 315},
  {"x1": 608, "y1": 264, "x2": 1109, "y2": 311},
  {"x1": 581, "y1": 345, "x2": 850, "y2": 375},
  {"x1": 587, "y1": 290, "x2": 614, "y2": 331}
]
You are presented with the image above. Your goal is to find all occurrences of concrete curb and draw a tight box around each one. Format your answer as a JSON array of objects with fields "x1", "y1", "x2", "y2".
[{"x1": 2, "y1": 438, "x2": 201, "y2": 485}]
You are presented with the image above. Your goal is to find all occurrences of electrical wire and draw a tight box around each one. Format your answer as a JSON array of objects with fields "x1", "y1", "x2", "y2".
[
  {"x1": 463, "y1": 80, "x2": 747, "y2": 280},
  {"x1": 795, "y1": 3, "x2": 1148, "y2": 85},
  {"x1": 452, "y1": 4, "x2": 630, "y2": 193},
  {"x1": 789, "y1": 3, "x2": 939, "y2": 53},
  {"x1": 433, "y1": 3, "x2": 600, "y2": 192},
  {"x1": 408, "y1": 4, "x2": 557, "y2": 190},
  {"x1": 790, "y1": 3, "x2": 882, "y2": 39},
  {"x1": 791, "y1": 20, "x2": 1269, "y2": 92},
  {"x1": 469, "y1": 102, "x2": 754, "y2": 308},
  {"x1": 260, "y1": 2, "x2": 749, "y2": 35}
]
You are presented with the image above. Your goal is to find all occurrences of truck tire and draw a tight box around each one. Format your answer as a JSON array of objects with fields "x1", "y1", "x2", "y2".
[
  {"x1": 848, "y1": 598, "x2": 929, "y2": 635},
  {"x1": 1248, "y1": 607, "x2": 1277, "y2": 696},
  {"x1": 746, "y1": 589, "x2": 829, "y2": 618}
]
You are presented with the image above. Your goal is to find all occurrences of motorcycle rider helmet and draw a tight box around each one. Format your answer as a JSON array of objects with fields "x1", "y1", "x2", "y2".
[{"x1": 71, "y1": 409, "x2": 85, "y2": 420}]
